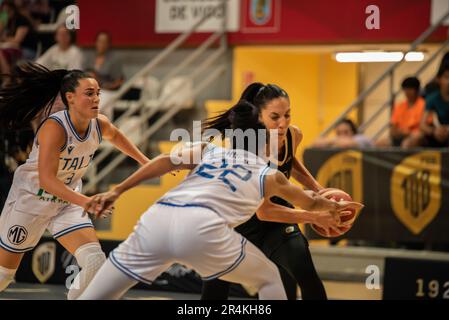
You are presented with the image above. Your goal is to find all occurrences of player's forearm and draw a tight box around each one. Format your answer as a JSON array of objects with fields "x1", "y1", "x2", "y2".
[
  {"x1": 113, "y1": 154, "x2": 179, "y2": 194},
  {"x1": 292, "y1": 158, "x2": 322, "y2": 191},
  {"x1": 292, "y1": 170, "x2": 323, "y2": 192},
  {"x1": 278, "y1": 182, "x2": 337, "y2": 212},
  {"x1": 304, "y1": 190, "x2": 339, "y2": 212},
  {"x1": 257, "y1": 203, "x2": 318, "y2": 224},
  {"x1": 286, "y1": 187, "x2": 337, "y2": 212},
  {"x1": 39, "y1": 176, "x2": 90, "y2": 208},
  {"x1": 109, "y1": 131, "x2": 150, "y2": 165}
]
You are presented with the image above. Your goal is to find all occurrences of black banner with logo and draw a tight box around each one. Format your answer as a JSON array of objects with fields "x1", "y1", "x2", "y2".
[
  {"x1": 303, "y1": 148, "x2": 449, "y2": 243},
  {"x1": 383, "y1": 257, "x2": 449, "y2": 299}
]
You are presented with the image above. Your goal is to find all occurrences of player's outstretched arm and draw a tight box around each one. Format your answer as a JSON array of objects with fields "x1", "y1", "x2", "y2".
[
  {"x1": 97, "y1": 114, "x2": 150, "y2": 165},
  {"x1": 289, "y1": 125, "x2": 324, "y2": 192},
  {"x1": 264, "y1": 170, "x2": 363, "y2": 213},
  {"x1": 256, "y1": 199, "x2": 342, "y2": 233},
  {"x1": 88, "y1": 142, "x2": 207, "y2": 214}
]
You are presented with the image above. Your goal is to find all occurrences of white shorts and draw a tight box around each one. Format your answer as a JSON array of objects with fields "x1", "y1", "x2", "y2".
[
  {"x1": 110, "y1": 202, "x2": 247, "y2": 285},
  {"x1": 0, "y1": 188, "x2": 93, "y2": 253}
]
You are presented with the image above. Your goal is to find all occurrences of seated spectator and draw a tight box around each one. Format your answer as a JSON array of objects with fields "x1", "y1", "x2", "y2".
[
  {"x1": 313, "y1": 118, "x2": 373, "y2": 148},
  {"x1": 84, "y1": 31, "x2": 124, "y2": 118},
  {"x1": 0, "y1": 0, "x2": 38, "y2": 80},
  {"x1": 423, "y1": 52, "x2": 449, "y2": 98},
  {"x1": 84, "y1": 31, "x2": 124, "y2": 90},
  {"x1": 410, "y1": 63, "x2": 449, "y2": 148},
  {"x1": 376, "y1": 77, "x2": 425, "y2": 148},
  {"x1": 36, "y1": 24, "x2": 83, "y2": 70}
]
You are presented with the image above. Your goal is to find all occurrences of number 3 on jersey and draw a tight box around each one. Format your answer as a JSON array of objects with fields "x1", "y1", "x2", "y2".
[
  {"x1": 65, "y1": 172, "x2": 75, "y2": 184},
  {"x1": 196, "y1": 161, "x2": 252, "y2": 192}
]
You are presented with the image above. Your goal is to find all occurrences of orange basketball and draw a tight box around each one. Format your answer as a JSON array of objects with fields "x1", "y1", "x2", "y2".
[{"x1": 311, "y1": 188, "x2": 357, "y2": 238}]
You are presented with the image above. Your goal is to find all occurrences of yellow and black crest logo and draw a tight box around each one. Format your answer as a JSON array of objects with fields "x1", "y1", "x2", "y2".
[
  {"x1": 391, "y1": 151, "x2": 441, "y2": 235},
  {"x1": 32, "y1": 242, "x2": 56, "y2": 284},
  {"x1": 316, "y1": 150, "x2": 363, "y2": 202}
]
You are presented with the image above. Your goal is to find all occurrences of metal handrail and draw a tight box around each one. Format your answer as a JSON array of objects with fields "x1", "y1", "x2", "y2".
[
  {"x1": 160, "y1": 31, "x2": 223, "y2": 83},
  {"x1": 89, "y1": 41, "x2": 227, "y2": 172},
  {"x1": 100, "y1": 4, "x2": 224, "y2": 117},
  {"x1": 84, "y1": 65, "x2": 227, "y2": 192},
  {"x1": 84, "y1": 0, "x2": 229, "y2": 192},
  {"x1": 319, "y1": 9, "x2": 449, "y2": 137}
]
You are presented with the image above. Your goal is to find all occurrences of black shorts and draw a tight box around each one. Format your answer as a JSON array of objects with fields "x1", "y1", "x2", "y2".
[{"x1": 235, "y1": 218, "x2": 303, "y2": 258}]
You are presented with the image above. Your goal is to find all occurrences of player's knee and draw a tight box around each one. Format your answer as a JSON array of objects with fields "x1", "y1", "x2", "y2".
[
  {"x1": 74, "y1": 242, "x2": 106, "y2": 269},
  {"x1": 0, "y1": 265, "x2": 16, "y2": 292},
  {"x1": 67, "y1": 242, "x2": 106, "y2": 300}
]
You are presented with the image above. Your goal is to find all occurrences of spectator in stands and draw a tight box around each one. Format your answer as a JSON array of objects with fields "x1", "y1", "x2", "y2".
[
  {"x1": 83, "y1": 31, "x2": 124, "y2": 118},
  {"x1": 423, "y1": 52, "x2": 449, "y2": 98},
  {"x1": 19, "y1": 0, "x2": 51, "y2": 25},
  {"x1": 376, "y1": 77, "x2": 425, "y2": 148},
  {"x1": 0, "y1": 0, "x2": 38, "y2": 79},
  {"x1": 36, "y1": 24, "x2": 83, "y2": 70},
  {"x1": 84, "y1": 31, "x2": 124, "y2": 91},
  {"x1": 313, "y1": 118, "x2": 373, "y2": 148},
  {"x1": 410, "y1": 63, "x2": 449, "y2": 148}
]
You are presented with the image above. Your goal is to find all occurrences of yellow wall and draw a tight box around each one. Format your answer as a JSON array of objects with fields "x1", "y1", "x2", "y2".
[
  {"x1": 232, "y1": 47, "x2": 359, "y2": 150},
  {"x1": 96, "y1": 142, "x2": 188, "y2": 240}
]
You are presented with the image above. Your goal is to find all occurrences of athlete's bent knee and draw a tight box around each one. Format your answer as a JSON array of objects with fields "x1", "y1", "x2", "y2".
[{"x1": 67, "y1": 242, "x2": 106, "y2": 300}]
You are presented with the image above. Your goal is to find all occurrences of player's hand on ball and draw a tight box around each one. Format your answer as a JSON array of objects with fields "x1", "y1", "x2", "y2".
[
  {"x1": 336, "y1": 200, "x2": 364, "y2": 212},
  {"x1": 312, "y1": 188, "x2": 364, "y2": 237},
  {"x1": 312, "y1": 211, "x2": 341, "y2": 237}
]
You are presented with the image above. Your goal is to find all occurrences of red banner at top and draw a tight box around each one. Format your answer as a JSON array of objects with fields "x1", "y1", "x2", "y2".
[{"x1": 77, "y1": 0, "x2": 447, "y2": 47}]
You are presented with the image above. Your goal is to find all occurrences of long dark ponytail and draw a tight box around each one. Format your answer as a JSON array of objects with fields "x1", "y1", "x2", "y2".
[
  {"x1": 0, "y1": 62, "x2": 92, "y2": 129},
  {"x1": 202, "y1": 82, "x2": 289, "y2": 136}
]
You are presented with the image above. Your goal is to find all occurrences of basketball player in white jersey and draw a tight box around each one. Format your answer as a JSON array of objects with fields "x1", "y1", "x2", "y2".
[
  {"x1": 0, "y1": 63, "x2": 149, "y2": 299},
  {"x1": 78, "y1": 101, "x2": 362, "y2": 300}
]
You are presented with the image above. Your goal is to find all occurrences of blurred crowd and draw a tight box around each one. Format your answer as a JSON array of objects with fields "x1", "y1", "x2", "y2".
[
  {"x1": 313, "y1": 53, "x2": 449, "y2": 150},
  {"x1": 0, "y1": 0, "x2": 125, "y2": 209}
]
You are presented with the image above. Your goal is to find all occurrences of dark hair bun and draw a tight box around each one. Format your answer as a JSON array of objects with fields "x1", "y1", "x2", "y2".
[{"x1": 228, "y1": 100, "x2": 261, "y2": 130}]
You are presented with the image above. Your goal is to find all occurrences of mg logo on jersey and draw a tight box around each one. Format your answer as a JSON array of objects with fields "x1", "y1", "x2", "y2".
[
  {"x1": 7, "y1": 225, "x2": 28, "y2": 245},
  {"x1": 32, "y1": 242, "x2": 56, "y2": 283},
  {"x1": 391, "y1": 152, "x2": 441, "y2": 235}
]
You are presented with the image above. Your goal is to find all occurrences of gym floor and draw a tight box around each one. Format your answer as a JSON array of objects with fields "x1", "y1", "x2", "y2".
[{"x1": 0, "y1": 281, "x2": 381, "y2": 300}]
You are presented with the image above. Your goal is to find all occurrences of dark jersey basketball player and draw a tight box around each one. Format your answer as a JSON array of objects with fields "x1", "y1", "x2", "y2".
[{"x1": 201, "y1": 83, "x2": 327, "y2": 300}]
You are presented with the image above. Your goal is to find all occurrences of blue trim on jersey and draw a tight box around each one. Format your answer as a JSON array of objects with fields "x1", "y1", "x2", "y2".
[
  {"x1": 202, "y1": 237, "x2": 247, "y2": 281},
  {"x1": 259, "y1": 165, "x2": 271, "y2": 198},
  {"x1": 52, "y1": 223, "x2": 94, "y2": 239},
  {"x1": 46, "y1": 116, "x2": 68, "y2": 152},
  {"x1": 0, "y1": 238, "x2": 35, "y2": 253},
  {"x1": 95, "y1": 118, "x2": 102, "y2": 143},
  {"x1": 64, "y1": 110, "x2": 92, "y2": 142},
  {"x1": 156, "y1": 201, "x2": 221, "y2": 216},
  {"x1": 109, "y1": 251, "x2": 153, "y2": 286}
]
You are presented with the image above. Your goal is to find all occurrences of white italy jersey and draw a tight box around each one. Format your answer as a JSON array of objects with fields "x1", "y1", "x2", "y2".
[
  {"x1": 159, "y1": 144, "x2": 272, "y2": 228},
  {"x1": 12, "y1": 110, "x2": 102, "y2": 213}
]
